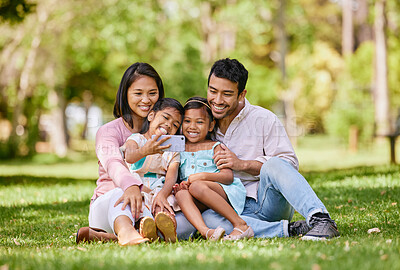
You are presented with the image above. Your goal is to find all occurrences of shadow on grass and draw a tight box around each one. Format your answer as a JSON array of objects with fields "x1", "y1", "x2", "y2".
[
  {"x1": 0, "y1": 199, "x2": 90, "y2": 246},
  {"x1": 0, "y1": 199, "x2": 89, "y2": 217},
  {"x1": 1, "y1": 163, "x2": 399, "y2": 246},
  {"x1": 2, "y1": 164, "x2": 399, "y2": 187},
  {"x1": 0, "y1": 175, "x2": 96, "y2": 186}
]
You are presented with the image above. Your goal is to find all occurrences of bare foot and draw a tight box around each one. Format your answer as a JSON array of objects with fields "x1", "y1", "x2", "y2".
[{"x1": 173, "y1": 182, "x2": 189, "y2": 195}]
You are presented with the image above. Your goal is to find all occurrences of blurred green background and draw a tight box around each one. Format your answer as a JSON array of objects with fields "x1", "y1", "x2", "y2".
[{"x1": 0, "y1": 0, "x2": 399, "y2": 162}]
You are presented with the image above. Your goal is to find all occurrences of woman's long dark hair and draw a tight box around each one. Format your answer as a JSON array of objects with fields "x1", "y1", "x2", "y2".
[{"x1": 113, "y1": 62, "x2": 165, "y2": 129}]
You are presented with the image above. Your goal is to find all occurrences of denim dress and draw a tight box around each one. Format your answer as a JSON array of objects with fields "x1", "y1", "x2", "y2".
[{"x1": 179, "y1": 142, "x2": 246, "y2": 214}]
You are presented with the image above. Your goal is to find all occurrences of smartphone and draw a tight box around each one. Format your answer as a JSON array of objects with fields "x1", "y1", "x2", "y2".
[{"x1": 151, "y1": 135, "x2": 186, "y2": 152}]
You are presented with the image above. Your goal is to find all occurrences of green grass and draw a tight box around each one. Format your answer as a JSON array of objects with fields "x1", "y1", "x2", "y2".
[{"x1": 1, "y1": 137, "x2": 400, "y2": 269}]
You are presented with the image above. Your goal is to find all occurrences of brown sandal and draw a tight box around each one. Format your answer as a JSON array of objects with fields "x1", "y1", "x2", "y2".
[
  {"x1": 76, "y1": 227, "x2": 118, "y2": 244},
  {"x1": 155, "y1": 212, "x2": 177, "y2": 243},
  {"x1": 139, "y1": 217, "x2": 158, "y2": 242}
]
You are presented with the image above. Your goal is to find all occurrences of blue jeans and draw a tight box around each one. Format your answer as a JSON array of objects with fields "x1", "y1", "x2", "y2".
[{"x1": 176, "y1": 157, "x2": 329, "y2": 239}]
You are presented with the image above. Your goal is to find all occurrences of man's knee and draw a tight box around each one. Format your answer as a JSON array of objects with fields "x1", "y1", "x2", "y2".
[{"x1": 261, "y1": 157, "x2": 285, "y2": 178}]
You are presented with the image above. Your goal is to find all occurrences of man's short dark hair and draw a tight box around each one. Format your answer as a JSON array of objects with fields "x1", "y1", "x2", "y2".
[{"x1": 207, "y1": 58, "x2": 248, "y2": 95}]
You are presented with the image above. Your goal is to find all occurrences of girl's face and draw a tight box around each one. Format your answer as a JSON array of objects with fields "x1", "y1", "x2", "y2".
[
  {"x1": 182, "y1": 108, "x2": 215, "y2": 143},
  {"x1": 127, "y1": 75, "x2": 159, "y2": 118},
  {"x1": 147, "y1": 107, "x2": 182, "y2": 136}
]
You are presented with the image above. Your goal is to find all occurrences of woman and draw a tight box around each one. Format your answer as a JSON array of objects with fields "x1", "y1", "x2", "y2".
[{"x1": 76, "y1": 62, "x2": 166, "y2": 245}]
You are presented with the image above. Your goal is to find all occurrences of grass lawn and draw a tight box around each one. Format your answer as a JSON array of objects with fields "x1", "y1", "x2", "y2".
[{"x1": 0, "y1": 136, "x2": 399, "y2": 269}]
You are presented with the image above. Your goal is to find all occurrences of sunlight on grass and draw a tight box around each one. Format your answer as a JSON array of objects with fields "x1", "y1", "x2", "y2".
[
  {"x1": 1, "y1": 136, "x2": 400, "y2": 269},
  {"x1": 296, "y1": 136, "x2": 398, "y2": 171}
]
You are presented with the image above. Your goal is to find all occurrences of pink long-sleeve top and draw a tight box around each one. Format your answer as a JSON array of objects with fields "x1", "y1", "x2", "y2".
[{"x1": 91, "y1": 118, "x2": 142, "y2": 203}]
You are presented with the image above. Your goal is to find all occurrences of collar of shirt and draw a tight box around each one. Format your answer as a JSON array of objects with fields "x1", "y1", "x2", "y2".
[{"x1": 216, "y1": 98, "x2": 252, "y2": 138}]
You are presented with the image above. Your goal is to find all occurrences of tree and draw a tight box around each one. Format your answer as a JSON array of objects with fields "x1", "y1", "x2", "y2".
[
  {"x1": 342, "y1": 0, "x2": 354, "y2": 55},
  {"x1": 0, "y1": 0, "x2": 35, "y2": 23},
  {"x1": 373, "y1": 0, "x2": 391, "y2": 137}
]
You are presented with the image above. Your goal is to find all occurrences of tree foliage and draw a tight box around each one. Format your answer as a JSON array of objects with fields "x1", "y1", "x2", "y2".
[
  {"x1": 0, "y1": 0, "x2": 35, "y2": 23},
  {"x1": 1, "y1": 0, "x2": 400, "y2": 157}
]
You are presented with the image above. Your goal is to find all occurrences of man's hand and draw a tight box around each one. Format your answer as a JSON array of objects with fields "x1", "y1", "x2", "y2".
[
  {"x1": 114, "y1": 185, "x2": 142, "y2": 220},
  {"x1": 213, "y1": 143, "x2": 242, "y2": 171}
]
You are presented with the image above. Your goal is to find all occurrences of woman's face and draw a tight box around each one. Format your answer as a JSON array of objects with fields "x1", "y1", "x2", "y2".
[{"x1": 127, "y1": 75, "x2": 159, "y2": 118}]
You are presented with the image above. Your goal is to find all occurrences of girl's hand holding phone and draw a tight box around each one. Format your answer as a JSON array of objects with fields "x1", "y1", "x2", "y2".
[{"x1": 140, "y1": 133, "x2": 171, "y2": 155}]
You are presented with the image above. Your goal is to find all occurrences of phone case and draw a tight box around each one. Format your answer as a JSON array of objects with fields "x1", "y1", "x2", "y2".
[{"x1": 151, "y1": 135, "x2": 186, "y2": 152}]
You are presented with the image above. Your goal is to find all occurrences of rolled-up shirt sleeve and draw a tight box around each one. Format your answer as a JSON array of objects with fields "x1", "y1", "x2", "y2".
[
  {"x1": 96, "y1": 126, "x2": 143, "y2": 191},
  {"x1": 254, "y1": 115, "x2": 299, "y2": 171}
]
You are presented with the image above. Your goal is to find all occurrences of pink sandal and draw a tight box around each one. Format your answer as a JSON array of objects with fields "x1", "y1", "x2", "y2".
[
  {"x1": 223, "y1": 226, "x2": 254, "y2": 241},
  {"x1": 205, "y1": 226, "x2": 225, "y2": 241}
]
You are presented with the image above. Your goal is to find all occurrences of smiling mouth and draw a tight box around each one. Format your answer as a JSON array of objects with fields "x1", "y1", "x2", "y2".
[
  {"x1": 212, "y1": 104, "x2": 226, "y2": 112},
  {"x1": 159, "y1": 127, "x2": 168, "y2": 135},
  {"x1": 138, "y1": 105, "x2": 150, "y2": 111},
  {"x1": 186, "y1": 131, "x2": 199, "y2": 137}
]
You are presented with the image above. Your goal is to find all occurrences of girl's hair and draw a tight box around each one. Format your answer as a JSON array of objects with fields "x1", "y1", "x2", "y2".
[
  {"x1": 183, "y1": 97, "x2": 215, "y2": 139},
  {"x1": 140, "y1": 98, "x2": 184, "y2": 134},
  {"x1": 113, "y1": 62, "x2": 165, "y2": 129}
]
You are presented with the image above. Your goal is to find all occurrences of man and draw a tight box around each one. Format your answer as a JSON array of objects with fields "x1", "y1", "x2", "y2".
[{"x1": 176, "y1": 58, "x2": 339, "y2": 240}]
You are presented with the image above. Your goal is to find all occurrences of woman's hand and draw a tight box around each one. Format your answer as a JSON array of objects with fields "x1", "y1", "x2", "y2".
[
  {"x1": 114, "y1": 185, "x2": 142, "y2": 220},
  {"x1": 151, "y1": 191, "x2": 175, "y2": 216}
]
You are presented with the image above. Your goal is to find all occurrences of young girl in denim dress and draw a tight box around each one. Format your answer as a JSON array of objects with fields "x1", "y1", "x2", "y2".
[{"x1": 173, "y1": 97, "x2": 254, "y2": 241}]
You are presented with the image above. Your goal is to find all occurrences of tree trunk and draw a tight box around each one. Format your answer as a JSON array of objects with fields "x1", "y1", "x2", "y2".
[
  {"x1": 81, "y1": 90, "x2": 93, "y2": 140},
  {"x1": 199, "y1": 1, "x2": 237, "y2": 65},
  {"x1": 47, "y1": 89, "x2": 68, "y2": 157},
  {"x1": 11, "y1": 5, "x2": 49, "y2": 153},
  {"x1": 276, "y1": 0, "x2": 297, "y2": 146},
  {"x1": 342, "y1": 0, "x2": 354, "y2": 55},
  {"x1": 199, "y1": 2, "x2": 218, "y2": 65},
  {"x1": 373, "y1": 0, "x2": 391, "y2": 136},
  {"x1": 44, "y1": 61, "x2": 69, "y2": 157},
  {"x1": 349, "y1": 125, "x2": 359, "y2": 153},
  {"x1": 354, "y1": 0, "x2": 373, "y2": 46}
]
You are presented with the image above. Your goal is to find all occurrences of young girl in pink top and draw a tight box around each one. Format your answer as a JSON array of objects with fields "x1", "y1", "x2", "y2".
[{"x1": 76, "y1": 62, "x2": 166, "y2": 246}]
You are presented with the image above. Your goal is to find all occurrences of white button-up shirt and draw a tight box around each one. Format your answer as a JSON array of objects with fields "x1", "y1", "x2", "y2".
[{"x1": 214, "y1": 98, "x2": 299, "y2": 200}]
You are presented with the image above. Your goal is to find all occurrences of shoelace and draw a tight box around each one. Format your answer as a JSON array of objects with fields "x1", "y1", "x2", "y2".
[
  {"x1": 289, "y1": 221, "x2": 310, "y2": 236},
  {"x1": 310, "y1": 217, "x2": 337, "y2": 232}
]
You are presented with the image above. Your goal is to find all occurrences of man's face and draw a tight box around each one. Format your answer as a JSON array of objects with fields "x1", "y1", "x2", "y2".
[{"x1": 207, "y1": 74, "x2": 244, "y2": 120}]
